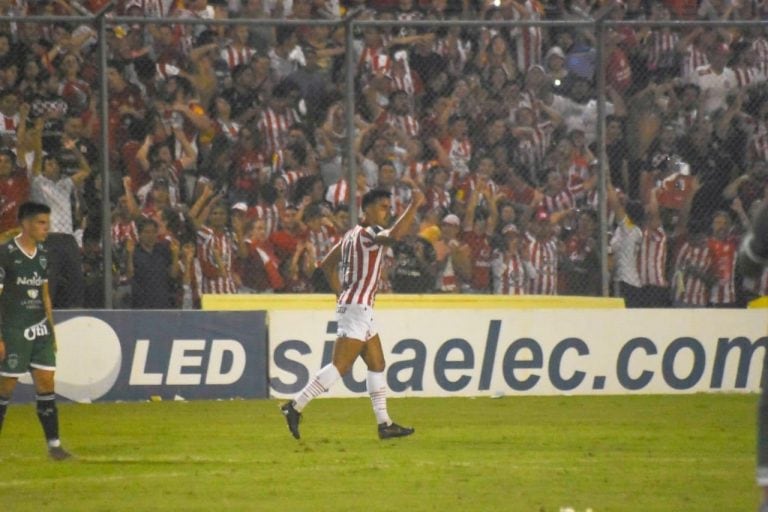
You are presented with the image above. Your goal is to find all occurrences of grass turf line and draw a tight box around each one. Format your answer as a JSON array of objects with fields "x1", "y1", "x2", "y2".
[{"x1": 0, "y1": 394, "x2": 756, "y2": 512}]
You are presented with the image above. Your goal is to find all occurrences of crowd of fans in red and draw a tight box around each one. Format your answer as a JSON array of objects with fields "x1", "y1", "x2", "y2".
[{"x1": 0, "y1": 0, "x2": 767, "y2": 308}]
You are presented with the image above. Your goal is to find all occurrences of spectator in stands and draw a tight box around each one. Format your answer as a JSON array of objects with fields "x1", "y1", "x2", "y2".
[
  {"x1": 524, "y1": 207, "x2": 560, "y2": 295},
  {"x1": 126, "y1": 217, "x2": 180, "y2": 308},
  {"x1": 29, "y1": 127, "x2": 92, "y2": 308},
  {"x1": 0, "y1": 148, "x2": 29, "y2": 242},
  {"x1": 433, "y1": 213, "x2": 471, "y2": 292},
  {"x1": 191, "y1": 189, "x2": 243, "y2": 294},
  {"x1": 492, "y1": 223, "x2": 534, "y2": 295},
  {"x1": 562, "y1": 209, "x2": 600, "y2": 296}
]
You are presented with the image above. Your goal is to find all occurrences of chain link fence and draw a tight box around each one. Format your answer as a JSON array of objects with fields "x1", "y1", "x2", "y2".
[{"x1": 0, "y1": 4, "x2": 765, "y2": 308}]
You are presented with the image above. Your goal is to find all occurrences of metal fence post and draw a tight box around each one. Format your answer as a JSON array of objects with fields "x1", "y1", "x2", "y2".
[
  {"x1": 344, "y1": 14, "x2": 358, "y2": 226},
  {"x1": 96, "y1": 2, "x2": 115, "y2": 308}
]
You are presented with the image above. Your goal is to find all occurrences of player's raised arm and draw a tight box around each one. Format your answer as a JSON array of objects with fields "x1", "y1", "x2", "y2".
[
  {"x1": 376, "y1": 185, "x2": 425, "y2": 245},
  {"x1": 320, "y1": 241, "x2": 342, "y2": 295}
]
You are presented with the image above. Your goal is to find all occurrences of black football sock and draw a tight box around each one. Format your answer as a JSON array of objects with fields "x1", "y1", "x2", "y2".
[
  {"x1": 36, "y1": 393, "x2": 60, "y2": 446},
  {"x1": 0, "y1": 395, "x2": 9, "y2": 434}
]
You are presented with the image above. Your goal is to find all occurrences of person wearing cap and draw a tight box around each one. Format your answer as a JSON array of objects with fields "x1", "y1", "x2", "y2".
[
  {"x1": 523, "y1": 206, "x2": 560, "y2": 295},
  {"x1": 432, "y1": 212, "x2": 471, "y2": 292},
  {"x1": 691, "y1": 41, "x2": 736, "y2": 116},
  {"x1": 491, "y1": 222, "x2": 534, "y2": 295},
  {"x1": 544, "y1": 46, "x2": 569, "y2": 93}
]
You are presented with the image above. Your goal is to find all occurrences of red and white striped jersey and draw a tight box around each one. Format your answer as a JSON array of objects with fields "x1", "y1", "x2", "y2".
[
  {"x1": 491, "y1": 250, "x2": 530, "y2": 295},
  {"x1": 376, "y1": 111, "x2": 420, "y2": 138},
  {"x1": 216, "y1": 118, "x2": 241, "y2": 142},
  {"x1": 510, "y1": 0, "x2": 543, "y2": 71},
  {"x1": 404, "y1": 160, "x2": 437, "y2": 186},
  {"x1": 440, "y1": 136, "x2": 472, "y2": 181},
  {"x1": 681, "y1": 44, "x2": 709, "y2": 81},
  {"x1": 0, "y1": 112, "x2": 18, "y2": 141},
  {"x1": 325, "y1": 178, "x2": 366, "y2": 212},
  {"x1": 383, "y1": 184, "x2": 412, "y2": 218},
  {"x1": 525, "y1": 232, "x2": 558, "y2": 295},
  {"x1": 515, "y1": 121, "x2": 554, "y2": 175},
  {"x1": 258, "y1": 107, "x2": 297, "y2": 156},
  {"x1": 733, "y1": 66, "x2": 762, "y2": 88},
  {"x1": 646, "y1": 30, "x2": 679, "y2": 71},
  {"x1": 249, "y1": 204, "x2": 280, "y2": 236},
  {"x1": 390, "y1": 64, "x2": 422, "y2": 97},
  {"x1": 673, "y1": 241, "x2": 712, "y2": 306},
  {"x1": 435, "y1": 36, "x2": 471, "y2": 76},
  {"x1": 542, "y1": 189, "x2": 574, "y2": 214},
  {"x1": 425, "y1": 186, "x2": 451, "y2": 212},
  {"x1": 337, "y1": 224, "x2": 387, "y2": 306},
  {"x1": 565, "y1": 163, "x2": 591, "y2": 203},
  {"x1": 307, "y1": 225, "x2": 339, "y2": 266},
  {"x1": 221, "y1": 45, "x2": 256, "y2": 70},
  {"x1": 708, "y1": 235, "x2": 738, "y2": 305},
  {"x1": 111, "y1": 219, "x2": 138, "y2": 247},
  {"x1": 358, "y1": 45, "x2": 390, "y2": 81},
  {"x1": 196, "y1": 226, "x2": 238, "y2": 294},
  {"x1": 752, "y1": 37, "x2": 768, "y2": 77},
  {"x1": 639, "y1": 226, "x2": 668, "y2": 287},
  {"x1": 454, "y1": 176, "x2": 499, "y2": 207}
]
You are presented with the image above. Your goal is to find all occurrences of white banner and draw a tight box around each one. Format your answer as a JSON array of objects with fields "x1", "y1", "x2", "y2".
[{"x1": 269, "y1": 309, "x2": 768, "y2": 398}]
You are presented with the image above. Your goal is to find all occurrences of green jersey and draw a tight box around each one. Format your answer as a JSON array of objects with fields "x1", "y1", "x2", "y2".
[{"x1": 0, "y1": 237, "x2": 49, "y2": 333}]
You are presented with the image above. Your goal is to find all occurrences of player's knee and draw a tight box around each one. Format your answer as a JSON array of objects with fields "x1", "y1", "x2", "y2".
[
  {"x1": 367, "y1": 359, "x2": 385, "y2": 373},
  {"x1": 0, "y1": 377, "x2": 18, "y2": 397}
]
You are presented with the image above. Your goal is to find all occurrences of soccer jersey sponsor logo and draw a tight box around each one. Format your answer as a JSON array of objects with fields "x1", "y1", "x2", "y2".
[
  {"x1": 27, "y1": 289, "x2": 38, "y2": 299},
  {"x1": 16, "y1": 272, "x2": 44, "y2": 286},
  {"x1": 23, "y1": 319, "x2": 50, "y2": 341}
]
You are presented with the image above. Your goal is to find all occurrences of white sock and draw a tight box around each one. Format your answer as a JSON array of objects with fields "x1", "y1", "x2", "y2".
[
  {"x1": 294, "y1": 364, "x2": 341, "y2": 412},
  {"x1": 47, "y1": 439, "x2": 61, "y2": 448},
  {"x1": 367, "y1": 371, "x2": 391, "y2": 426}
]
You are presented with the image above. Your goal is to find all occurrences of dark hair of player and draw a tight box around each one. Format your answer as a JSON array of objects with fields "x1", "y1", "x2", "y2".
[
  {"x1": 18, "y1": 201, "x2": 51, "y2": 221},
  {"x1": 361, "y1": 189, "x2": 391, "y2": 210}
]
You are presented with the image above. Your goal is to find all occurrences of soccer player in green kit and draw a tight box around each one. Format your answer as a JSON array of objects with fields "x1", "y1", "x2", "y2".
[{"x1": 0, "y1": 201, "x2": 71, "y2": 460}]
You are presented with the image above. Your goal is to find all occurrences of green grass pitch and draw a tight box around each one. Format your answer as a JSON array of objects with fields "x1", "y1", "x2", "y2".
[{"x1": 0, "y1": 394, "x2": 757, "y2": 511}]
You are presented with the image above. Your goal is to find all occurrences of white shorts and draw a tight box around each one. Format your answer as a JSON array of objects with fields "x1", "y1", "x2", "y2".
[{"x1": 335, "y1": 304, "x2": 377, "y2": 341}]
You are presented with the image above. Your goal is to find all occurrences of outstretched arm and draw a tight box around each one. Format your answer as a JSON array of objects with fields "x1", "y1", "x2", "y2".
[{"x1": 376, "y1": 186, "x2": 426, "y2": 244}]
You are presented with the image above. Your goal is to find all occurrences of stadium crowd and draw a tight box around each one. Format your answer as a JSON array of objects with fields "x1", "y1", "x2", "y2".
[{"x1": 0, "y1": 0, "x2": 767, "y2": 308}]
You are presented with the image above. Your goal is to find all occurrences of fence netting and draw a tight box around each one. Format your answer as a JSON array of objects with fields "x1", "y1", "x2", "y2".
[{"x1": 0, "y1": 2, "x2": 765, "y2": 308}]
